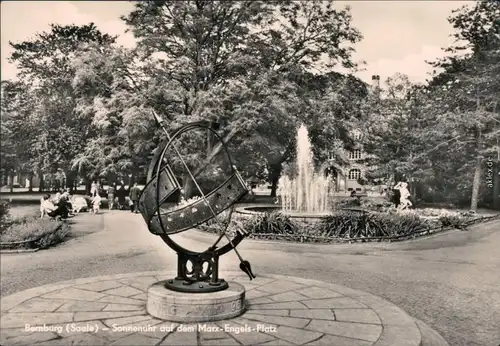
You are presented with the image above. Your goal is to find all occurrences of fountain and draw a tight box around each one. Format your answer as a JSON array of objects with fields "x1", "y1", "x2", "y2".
[
  {"x1": 236, "y1": 124, "x2": 334, "y2": 221},
  {"x1": 278, "y1": 125, "x2": 333, "y2": 214}
]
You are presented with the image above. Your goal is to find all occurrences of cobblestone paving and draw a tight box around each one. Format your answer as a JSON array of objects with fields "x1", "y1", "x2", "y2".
[{"x1": 0, "y1": 271, "x2": 425, "y2": 346}]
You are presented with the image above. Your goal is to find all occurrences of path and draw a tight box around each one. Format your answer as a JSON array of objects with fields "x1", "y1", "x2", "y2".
[{"x1": 1, "y1": 211, "x2": 499, "y2": 346}]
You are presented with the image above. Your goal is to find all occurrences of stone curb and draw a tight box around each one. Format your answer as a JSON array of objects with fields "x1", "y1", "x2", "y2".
[
  {"x1": 0, "y1": 248, "x2": 39, "y2": 254},
  {"x1": 414, "y1": 318, "x2": 450, "y2": 346},
  {"x1": 0, "y1": 271, "x2": 431, "y2": 346}
]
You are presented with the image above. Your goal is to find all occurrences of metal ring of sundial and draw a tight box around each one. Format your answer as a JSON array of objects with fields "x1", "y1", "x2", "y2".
[{"x1": 137, "y1": 121, "x2": 250, "y2": 293}]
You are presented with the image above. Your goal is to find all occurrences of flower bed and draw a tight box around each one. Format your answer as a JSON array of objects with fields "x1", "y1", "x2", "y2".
[
  {"x1": 198, "y1": 207, "x2": 500, "y2": 244},
  {"x1": 0, "y1": 202, "x2": 70, "y2": 250}
]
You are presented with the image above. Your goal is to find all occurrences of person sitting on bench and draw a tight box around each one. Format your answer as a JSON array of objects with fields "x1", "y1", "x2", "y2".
[
  {"x1": 56, "y1": 190, "x2": 70, "y2": 218},
  {"x1": 40, "y1": 194, "x2": 63, "y2": 219}
]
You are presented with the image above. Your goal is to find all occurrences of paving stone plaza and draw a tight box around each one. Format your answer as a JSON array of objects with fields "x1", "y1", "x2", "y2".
[{"x1": 0, "y1": 271, "x2": 433, "y2": 346}]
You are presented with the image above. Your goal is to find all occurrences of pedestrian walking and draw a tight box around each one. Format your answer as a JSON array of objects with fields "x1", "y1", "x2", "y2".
[
  {"x1": 129, "y1": 182, "x2": 141, "y2": 213},
  {"x1": 90, "y1": 181, "x2": 98, "y2": 197},
  {"x1": 117, "y1": 184, "x2": 127, "y2": 209},
  {"x1": 91, "y1": 194, "x2": 102, "y2": 214},
  {"x1": 107, "y1": 183, "x2": 116, "y2": 210}
]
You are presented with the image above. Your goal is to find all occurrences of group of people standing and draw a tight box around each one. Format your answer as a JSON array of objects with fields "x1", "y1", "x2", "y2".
[
  {"x1": 90, "y1": 181, "x2": 142, "y2": 213},
  {"x1": 40, "y1": 181, "x2": 143, "y2": 219}
]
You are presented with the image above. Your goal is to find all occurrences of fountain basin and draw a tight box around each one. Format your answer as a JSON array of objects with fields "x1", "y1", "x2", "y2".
[{"x1": 235, "y1": 204, "x2": 331, "y2": 224}]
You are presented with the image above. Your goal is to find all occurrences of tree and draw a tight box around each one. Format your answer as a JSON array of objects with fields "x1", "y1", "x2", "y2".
[
  {"x1": 361, "y1": 1, "x2": 500, "y2": 209},
  {"x1": 1, "y1": 82, "x2": 20, "y2": 187},
  {"x1": 7, "y1": 23, "x2": 117, "y2": 190},
  {"x1": 426, "y1": 0, "x2": 500, "y2": 210},
  {"x1": 121, "y1": 0, "x2": 364, "y2": 196},
  {"x1": 361, "y1": 74, "x2": 426, "y2": 183},
  {"x1": 0, "y1": 81, "x2": 39, "y2": 191},
  {"x1": 244, "y1": 1, "x2": 364, "y2": 194},
  {"x1": 70, "y1": 43, "x2": 156, "y2": 187}
]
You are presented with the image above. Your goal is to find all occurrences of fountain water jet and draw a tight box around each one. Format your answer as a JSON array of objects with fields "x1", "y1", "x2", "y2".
[
  {"x1": 235, "y1": 124, "x2": 334, "y2": 221},
  {"x1": 278, "y1": 125, "x2": 333, "y2": 214}
]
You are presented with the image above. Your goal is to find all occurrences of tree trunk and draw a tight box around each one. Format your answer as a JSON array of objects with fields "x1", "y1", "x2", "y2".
[
  {"x1": 270, "y1": 177, "x2": 280, "y2": 198},
  {"x1": 39, "y1": 172, "x2": 44, "y2": 192},
  {"x1": 28, "y1": 174, "x2": 33, "y2": 192},
  {"x1": 409, "y1": 179, "x2": 417, "y2": 205},
  {"x1": 129, "y1": 171, "x2": 136, "y2": 194},
  {"x1": 193, "y1": 127, "x2": 239, "y2": 177},
  {"x1": 107, "y1": 173, "x2": 118, "y2": 187},
  {"x1": 66, "y1": 170, "x2": 76, "y2": 193},
  {"x1": 8, "y1": 170, "x2": 14, "y2": 193},
  {"x1": 269, "y1": 163, "x2": 282, "y2": 198},
  {"x1": 85, "y1": 178, "x2": 92, "y2": 195},
  {"x1": 493, "y1": 161, "x2": 500, "y2": 210},
  {"x1": 470, "y1": 157, "x2": 482, "y2": 211},
  {"x1": 470, "y1": 128, "x2": 482, "y2": 211}
]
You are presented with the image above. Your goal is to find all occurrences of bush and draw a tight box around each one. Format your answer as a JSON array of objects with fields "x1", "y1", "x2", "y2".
[
  {"x1": 245, "y1": 212, "x2": 298, "y2": 235},
  {"x1": 239, "y1": 192, "x2": 257, "y2": 203},
  {"x1": 416, "y1": 208, "x2": 452, "y2": 217},
  {"x1": 197, "y1": 210, "x2": 234, "y2": 234},
  {"x1": 438, "y1": 215, "x2": 468, "y2": 229},
  {"x1": 1, "y1": 218, "x2": 69, "y2": 249},
  {"x1": 199, "y1": 207, "x2": 491, "y2": 243},
  {"x1": 317, "y1": 211, "x2": 431, "y2": 238},
  {"x1": 332, "y1": 197, "x2": 361, "y2": 208},
  {"x1": 0, "y1": 199, "x2": 11, "y2": 227},
  {"x1": 1, "y1": 212, "x2": 39, "y2": 236},
  {"x1": 408, "y1": 208, "x2": 473, "y2": 229},
  {"x1": 200, "y1": 211, "x2": 304, "y2": 238},
  {"x1": 35, "y1": 223, "x2": 70, "y2": 249},
  {"x1": 332, "y1": 197, "x2": 391, "y2": 211},
  {"x1": 360, "y1": 198, "x2": 392, "y2": 210},
  {"x1": 7, "y1": 214, "x2": 39, "y2": 226}
]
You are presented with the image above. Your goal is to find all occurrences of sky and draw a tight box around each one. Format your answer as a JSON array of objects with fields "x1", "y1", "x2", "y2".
[{"x1": 1, "y1": 0, "x2": 474, "y2": 85}]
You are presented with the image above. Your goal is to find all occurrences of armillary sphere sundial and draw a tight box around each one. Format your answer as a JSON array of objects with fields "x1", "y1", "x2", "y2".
[{"x1": 137, "y1": 111, "x2": 255, "y2": 299}]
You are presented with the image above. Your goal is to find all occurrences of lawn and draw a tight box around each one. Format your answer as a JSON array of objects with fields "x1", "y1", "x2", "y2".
[{"x1": 0, "y1": 201, "x2": 69, "y2": 250}]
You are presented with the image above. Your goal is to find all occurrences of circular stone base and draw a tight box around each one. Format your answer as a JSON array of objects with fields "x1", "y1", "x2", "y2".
[
  {"x1": 164, "y1": 278, "x2": 229, "y2": 293},
  {"x1": 147, "y1": 280, "x2": 245, "y2": 322}
]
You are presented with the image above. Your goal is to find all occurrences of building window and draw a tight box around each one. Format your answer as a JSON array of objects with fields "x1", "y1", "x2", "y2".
[
  {"x1": 352, "y1": 130, "x2": 362, "y2": 140},
  {"x1": 348, "y1": 150, "x2": 362, "y2": 160},
  {"x1": 328, "y1": 151, "x2": 336, "y2": 160},
  {"x1": 348, "y1": 169, "x2": 361, "y2": 180}
]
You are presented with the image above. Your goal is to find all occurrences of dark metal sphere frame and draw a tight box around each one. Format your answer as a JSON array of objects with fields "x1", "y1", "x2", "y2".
[{"x1": 138, "y1": 120, "x2": 251, "y2": 293}]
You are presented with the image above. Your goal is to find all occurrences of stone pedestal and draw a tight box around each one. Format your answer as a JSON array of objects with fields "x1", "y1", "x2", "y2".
[{"x1": 147, "y1": 280, "x2": 246, "y2": 322}]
